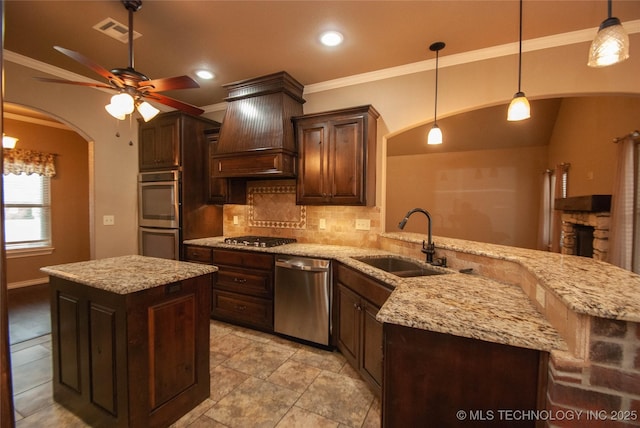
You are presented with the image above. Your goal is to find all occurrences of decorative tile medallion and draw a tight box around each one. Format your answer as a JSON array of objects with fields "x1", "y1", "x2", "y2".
[{"x1": 248, "y1": 184, "x2": 306, "y2": 229}]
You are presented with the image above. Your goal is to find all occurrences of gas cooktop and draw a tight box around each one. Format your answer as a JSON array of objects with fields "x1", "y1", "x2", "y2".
[{"x1": 223, "y1": 236, "x2": 297, "y2": 248}]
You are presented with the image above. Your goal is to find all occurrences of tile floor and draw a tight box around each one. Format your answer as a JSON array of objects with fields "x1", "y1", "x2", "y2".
[{"x1": 11, "y1": 320, "x2": 381, "y2": 427}]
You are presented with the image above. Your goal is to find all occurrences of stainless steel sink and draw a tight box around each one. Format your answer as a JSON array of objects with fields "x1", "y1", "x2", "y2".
[{"x1": 352, "y1": 255, "x2": 448, "y2": 277}]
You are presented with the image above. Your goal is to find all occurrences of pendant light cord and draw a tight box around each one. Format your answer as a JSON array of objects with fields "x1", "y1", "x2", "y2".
[
  {"x1": 434, "y1": 50, "x2": 439, "y2": 124},
  {"x1": 517, "y1": 0, "x2": 523, "y2": 93}
]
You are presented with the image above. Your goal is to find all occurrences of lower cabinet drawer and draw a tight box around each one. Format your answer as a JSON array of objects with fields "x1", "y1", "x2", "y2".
[
  {"x1": 212, "y1": 290, "x2": 273, "y2": 331},
  {"x1": 215, "y1": 267, "x2": 272, "y2": 298}
]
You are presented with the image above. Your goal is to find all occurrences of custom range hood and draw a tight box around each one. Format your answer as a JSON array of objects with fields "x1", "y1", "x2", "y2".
[{"x1": 212, "y1": 71, "x2": 305, "y2": 178}]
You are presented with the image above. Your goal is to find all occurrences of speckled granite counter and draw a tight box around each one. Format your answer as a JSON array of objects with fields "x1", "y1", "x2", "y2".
[
  {"x1": 184, "y1": 236, "x2": 567, "y2": 352},
  {"x1": 41, "y1": 255, "x2": 218, "y2": 294},
  {"x1": 382, "y1": 232, "x2": 640, "y2": 323}
]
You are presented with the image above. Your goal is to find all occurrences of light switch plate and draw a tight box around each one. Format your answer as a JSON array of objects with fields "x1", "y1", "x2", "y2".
[
  {"x1": 103, "y1": 215, "x2": 115, "y2": 226},
  {"x1": 319, "y1": 218, "x2": 326, "y2": 230},
  {"x1": 355, "y1": 218, "x2": 371, "y2": 231},
  {"x1": 233, "y1": 215, "x2": 239, "y2": 225}
]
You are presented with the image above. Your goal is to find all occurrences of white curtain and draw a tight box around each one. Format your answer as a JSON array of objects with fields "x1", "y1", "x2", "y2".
[
  {"x1": 537, "y1": 170, "x2": 553, "y2": 251},
  {"x1": 609, "y1": 137, "x2": 635, "y2": 270}
]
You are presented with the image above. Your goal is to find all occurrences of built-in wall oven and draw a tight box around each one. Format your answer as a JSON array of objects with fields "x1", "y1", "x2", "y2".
[{"x1": 138, "y1": 171, "x2": 180, "y2": 260}]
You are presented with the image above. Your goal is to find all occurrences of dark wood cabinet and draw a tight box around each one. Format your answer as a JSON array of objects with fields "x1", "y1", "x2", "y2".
[
  {"x1": 383, "y1": 323, "x2": 547, "y2": 427},
  {"x1": 333, "y1": 262, "x2": 391, "y2": 396},
  {"x1": 50, "y1": 274, "x2": 212, "y2": 428},
  {"x1": 294, "y1": 105, "x2": 379, "y2": 206},
  {"x1": 205, "y1": 128, "x2": 247, "y2": 205},
  {"x1": 200, "y1": 248, "x2": 275, "y2": 331},
  {"x1": 138, "y1": 112, "x2": 224, "y2": 257}
]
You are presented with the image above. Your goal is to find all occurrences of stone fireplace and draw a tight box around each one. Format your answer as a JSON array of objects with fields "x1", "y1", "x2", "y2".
[{"x1": 555, "y1": 195, "x2": 611, "y2": 262}]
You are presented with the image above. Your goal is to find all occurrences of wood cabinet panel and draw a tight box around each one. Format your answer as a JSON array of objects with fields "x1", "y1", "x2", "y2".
[
  {"x1": 89, "y1": 303, "x2": 117, "y2": 415},
  {"x1": 335, "y1": 283, "x2": 360, "y2": 368},
  {"x1": 148, "y1": 295, "x2": 197, "y2": 410},
  {"x1": 212, "y1": 290, "x2": 273, "y2": 331},
  {"x1": 56, "y1": 293, "x2": 81, "y2": 392},
  {"x1": 49, "y1": 274, "x2": 211, "y2": 428},
  {"x1": 294, "y1": 105, "x2": 379, "y2": 206},
  {"x1": 211, "y1": 249, "x2": 275, "y2": 331},
  {"x1": 383, "y1": 324, "x2": 546, "y2": 427},
  {"x1": 139, "y1": 115, "x2": 181, "y2": 170},
  {"x1": 183, "y1": 245, "x2": 213, "y2": 264},
  {"x1": 333, "y1": 262, "x2": 391, "y2": 396}
]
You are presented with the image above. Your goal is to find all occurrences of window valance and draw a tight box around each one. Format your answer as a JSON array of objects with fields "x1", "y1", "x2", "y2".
[{"x1": 3, "y1": 148, "x2": 56, "y2": 177}]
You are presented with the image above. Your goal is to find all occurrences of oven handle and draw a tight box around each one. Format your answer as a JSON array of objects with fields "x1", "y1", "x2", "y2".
[{"x1": 275, "y1": 259, "x2": 330, "y2": 272}]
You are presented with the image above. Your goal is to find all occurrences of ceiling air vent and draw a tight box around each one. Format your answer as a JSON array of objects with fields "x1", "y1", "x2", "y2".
[{"x1": 93, "y1": 17, "x2": 141, "y2": 43}]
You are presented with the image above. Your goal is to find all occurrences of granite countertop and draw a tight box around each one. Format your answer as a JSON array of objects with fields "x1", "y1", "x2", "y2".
[
  {"x1": 41, "y1": 255, "x2": 218, "y2": 295},
  {"x1": 383, "y1": 232, "x2": 640, "y2": 323},
  {"x1": 184, "y1": 236, "x2": 567, "y2": 352}
]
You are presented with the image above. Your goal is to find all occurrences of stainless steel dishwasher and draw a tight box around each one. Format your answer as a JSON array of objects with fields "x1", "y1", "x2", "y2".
[{"x1": 274, "y1": 256, "x2": 331, "y2": 346}]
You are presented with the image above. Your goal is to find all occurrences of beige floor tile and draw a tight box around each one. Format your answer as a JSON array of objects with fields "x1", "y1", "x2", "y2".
[
  {"x1": 210, "y1": 365, "x2": 250, "y2": 402},
  {"x1": 362, "y1": 398, "x2": 381, "y2": 428},
  {"x1": 291, "y1": 346, "x2": 346, "y2": 373},
  {"x1": 171, "y1": 398, "x2": 217, "y2": 428},
  {"x1": 13, "y1": 381, "x2": 54, "y2": 418},
  {"x1": 297, "y1": 371, "x2": 375, "y2": 427},
  {"x1": 222, "y1": 341, "x2": 295, "y2": 379},
  {"x1": 10, "y1": 344, "x2": 51, "y2": 369},
  {"x1": 267, "y1": 359, "x2": 322, "y2": 393},
  {"x1": 210, "y1": 332, "x2": 253, "y2": 356},
  {"x1": 11, "y1": 355, "x2": 52, "y2": 395},
  {"x1": 276, "y1": 406, "x2": 340, "y2": 427},
  {"x1": 15, "y1": 403, "x2": 89, "y2": 428},
  {"x1": 205, "y1": 377, "x2": 300, "y2": 427}
]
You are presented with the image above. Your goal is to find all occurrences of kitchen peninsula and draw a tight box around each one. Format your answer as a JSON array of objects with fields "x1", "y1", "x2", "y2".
[
  {"x1": 41, "y1": 255, "x2": 217, "y2": 428},
  {"x1": 185, "y1": 234, "x2": 640, "y2": 427}
]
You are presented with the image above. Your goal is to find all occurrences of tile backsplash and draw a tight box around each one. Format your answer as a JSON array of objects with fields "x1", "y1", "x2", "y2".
[{"x1": 223, "y1": 180, "x2": 382, "y2": 248}]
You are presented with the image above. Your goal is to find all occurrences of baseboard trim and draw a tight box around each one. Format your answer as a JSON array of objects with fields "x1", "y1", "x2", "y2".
[{"x1": 8, "y1": 277, "x2": 49, "y2": 290}]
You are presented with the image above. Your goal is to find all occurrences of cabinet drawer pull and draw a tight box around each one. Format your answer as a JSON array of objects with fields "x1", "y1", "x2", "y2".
[
  {"x1": 235, "y1": 304, "x2": 247, "y2": 311},
  {"x1": 233, "y1": 277, "x2": 247, "y2": 284}
]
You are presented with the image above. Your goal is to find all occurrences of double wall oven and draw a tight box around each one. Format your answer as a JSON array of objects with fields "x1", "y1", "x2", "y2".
[{"x1": 138, "y1": 170, "x2": 180, "y2": 260}]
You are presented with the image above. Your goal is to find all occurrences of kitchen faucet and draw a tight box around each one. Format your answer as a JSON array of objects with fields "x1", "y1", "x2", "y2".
[{"x1": 398, "y1": 208, "x2": 436, "y2": 264}]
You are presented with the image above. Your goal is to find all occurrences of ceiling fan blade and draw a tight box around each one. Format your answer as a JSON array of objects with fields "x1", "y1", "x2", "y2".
[
  {"x1": 53, "y1": 46, "x2": 124, "y2": 86},
  {"x1": 35, "y1": 76, "x2": 115, "y2": 90},
  {"x1": 138, "y1": 75, "x2": 200, "y2": 92},
  {"x1": 145, "y1": 93, "x2": 204, "y2": 116}
]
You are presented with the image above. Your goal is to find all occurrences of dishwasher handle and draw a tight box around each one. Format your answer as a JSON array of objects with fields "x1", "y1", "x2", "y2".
[{"x1": 276, "y1": 259, "x2": 330, "y2": 272}]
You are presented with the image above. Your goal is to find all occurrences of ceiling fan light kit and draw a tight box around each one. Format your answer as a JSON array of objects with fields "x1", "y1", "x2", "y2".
[
  {"x1": 39, "y1": 0, "x2": 203, "y2": 122},
  {"x1": 588, "y1": 0, "x2": 629, "y2": 67}
]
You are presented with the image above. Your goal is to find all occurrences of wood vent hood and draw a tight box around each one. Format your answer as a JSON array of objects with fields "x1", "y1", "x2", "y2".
[{"x1": 213, "y1": 71, "x2": 305, "y2": 178}]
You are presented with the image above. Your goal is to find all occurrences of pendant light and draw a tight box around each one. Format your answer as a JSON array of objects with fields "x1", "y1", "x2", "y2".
[
  {"x1": 588, "y1": 0, "x2": 629, "y2": 67},
  {"x1": 507, "y1": 0, "x2": 530, "y2": 122},
  {"x1": 427, "y1": 41, "x2": 445, "y2": 145},
  {"x1": 2, "y1": 134, "x2": 18, "y2": 149}
]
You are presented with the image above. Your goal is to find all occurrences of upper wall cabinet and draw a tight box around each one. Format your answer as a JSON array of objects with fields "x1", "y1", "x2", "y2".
[
  {"x1": 293, "y1": 105, "x2": 379, "y2": 206},
  {"x1": 139, "y1": 113, "x2": 182, "y2": 170}
]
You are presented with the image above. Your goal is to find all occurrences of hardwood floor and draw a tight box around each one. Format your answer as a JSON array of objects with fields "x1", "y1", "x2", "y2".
[
  {"x1": 10, "y1": 305, "x2": 381, "y2": 427},
  {"x1": 8, "y1": 284, "x2": 51, "y2": 345}
]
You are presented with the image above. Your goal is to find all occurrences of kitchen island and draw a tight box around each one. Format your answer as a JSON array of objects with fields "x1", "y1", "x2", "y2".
[{"x1": 41, "y1": 255, "x2": 217, "y2": 428}]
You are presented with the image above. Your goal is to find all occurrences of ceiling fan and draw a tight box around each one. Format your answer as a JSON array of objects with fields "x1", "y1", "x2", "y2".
[{"x1": 36, "y1": 0, "x2": 204, "y2": 121}]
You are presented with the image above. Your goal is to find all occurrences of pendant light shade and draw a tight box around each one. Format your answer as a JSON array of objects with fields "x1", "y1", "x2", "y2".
[
  {"x1": 588, "y1": 0, "x2": 629, "y2": 67},
  {"x1": 507, "y1": 0, "x2": 530, "y2": 122},
  {"x1": 137, "y1": 101, "x2": 160, "y2": 122},
  {"x1": 105, "y1": 92, "x2": 160, "y2": 122},
  {"x1": 428, "y1": 41, "x2": 445, "y2": 145}
]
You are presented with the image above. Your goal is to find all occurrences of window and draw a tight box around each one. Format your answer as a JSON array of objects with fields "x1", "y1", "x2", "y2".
[{"x1": 3, "y1": 173, "x2": 52, "y2": 251}]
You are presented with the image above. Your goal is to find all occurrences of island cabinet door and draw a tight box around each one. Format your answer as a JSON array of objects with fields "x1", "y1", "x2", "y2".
[{"x1": 126, "y1": 274, "x2": 211, "y2": 428}]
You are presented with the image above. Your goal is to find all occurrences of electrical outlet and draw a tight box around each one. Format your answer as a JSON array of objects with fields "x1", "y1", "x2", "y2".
[
  {"x1": 355, "y1": 218, "x2": 371, "y2": 231},
  {"x1": 103, "y1": 215, "x2": 115, "y2": 226},
  {"x1": 319, "y1": 218, "x2": 326, "y2": 230},
  {"x1": 233, "y1": 215, "x2": 239, "y2": 225}
]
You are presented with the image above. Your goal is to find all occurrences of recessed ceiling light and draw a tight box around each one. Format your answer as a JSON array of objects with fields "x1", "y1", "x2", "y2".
[
  {"x1": 320, "y1": 31, "x2": 344, "y2": 47},
  {"x1": 196, "y1": 70, "x2": 215, "y2": 80}
]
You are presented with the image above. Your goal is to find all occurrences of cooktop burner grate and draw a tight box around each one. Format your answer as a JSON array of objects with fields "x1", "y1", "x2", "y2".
[{"x1": 223, "y1": 236, "x2": 297, "y2": 248}]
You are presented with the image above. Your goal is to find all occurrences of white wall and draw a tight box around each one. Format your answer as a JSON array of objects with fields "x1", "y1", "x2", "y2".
[{"x1": 4, "y1": 34, "x2": 639, "y2": 257}]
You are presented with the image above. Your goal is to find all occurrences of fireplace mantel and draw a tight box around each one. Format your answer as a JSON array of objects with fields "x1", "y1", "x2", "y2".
[{"x1": 554, "y1": 194, "x2": 611, "y2": 212}]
